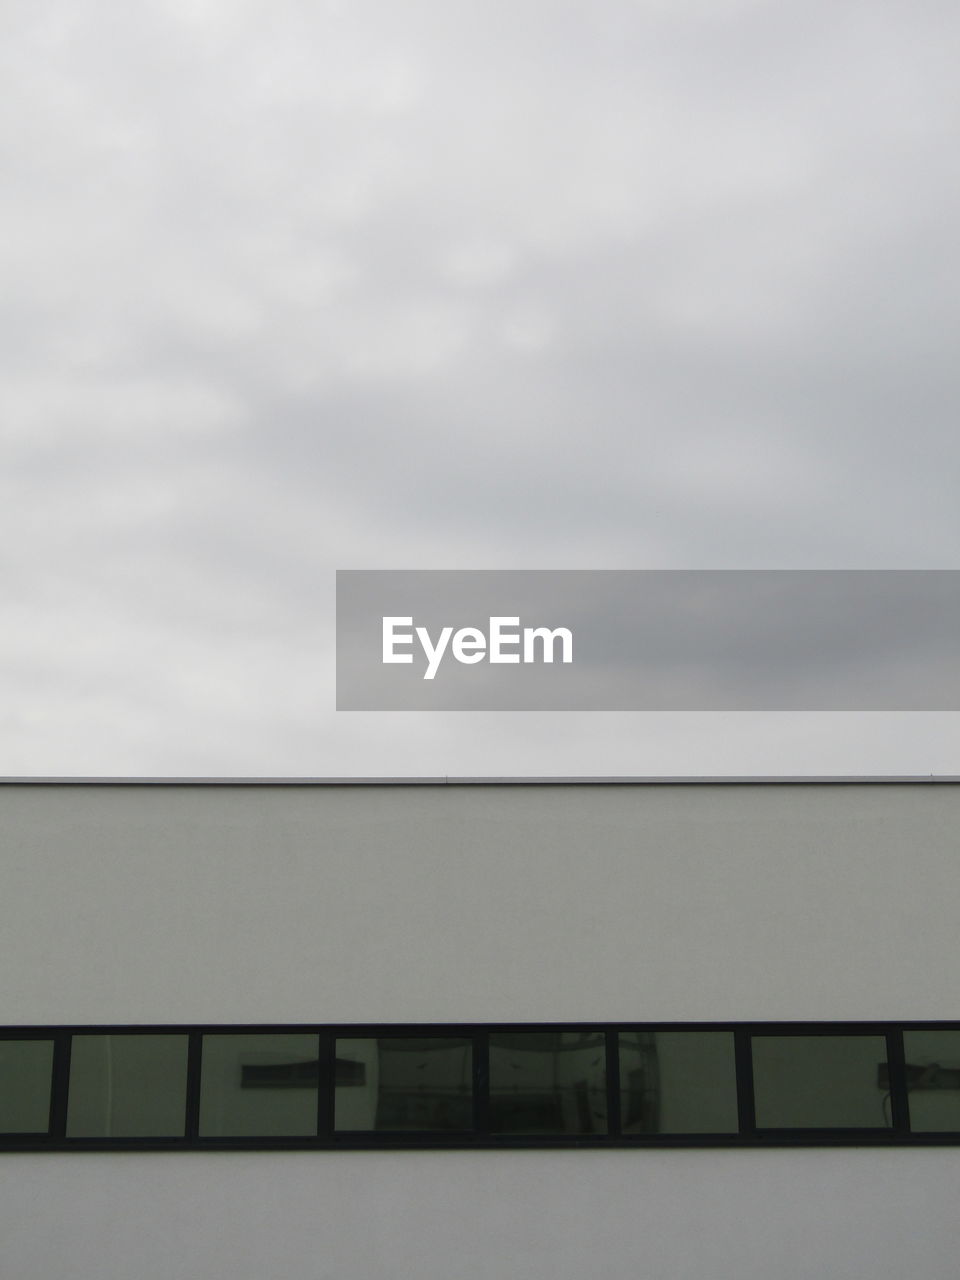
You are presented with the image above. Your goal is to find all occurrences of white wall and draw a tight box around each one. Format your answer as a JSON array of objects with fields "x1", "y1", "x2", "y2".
[
  {"x1": 1, "y1": 779, "x2": 957, "y2": 1023},
  {"x1": 2, "y1": 1149, "x2": 959, "y2": 1280}
]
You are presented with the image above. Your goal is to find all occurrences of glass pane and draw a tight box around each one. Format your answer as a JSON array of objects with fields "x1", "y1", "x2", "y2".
[
  {"x1": 67, "y1": 1035, "x2": 188, "y2": 1138},
  {"x1": 335, "y1": 1038, "x2": 473, "y2": 1131},
  {"x1": 199, "y1": 1034, "x2": 319, "y2": 1137},
  {"x1": 0, "y1": 1040, "x2": 54, "y2": 1133},
  {"x1": 752, "y1": 1035, "x2": 889, "y2": 1128},
  {"x1": 903, "y1": 1030, "x2": 960, "y2": 1132},
  {"x1": 620, "y1": 1031, "x2": 738, "y2": 1134},
  {"x1": 489, "y1": 1032, "x2": 607, "y2": 1135}
]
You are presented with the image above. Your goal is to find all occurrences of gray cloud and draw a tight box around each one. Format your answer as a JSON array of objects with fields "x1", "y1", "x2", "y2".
[{"x1": 2, "y1": 0, "x2": 959, "y2": 773}]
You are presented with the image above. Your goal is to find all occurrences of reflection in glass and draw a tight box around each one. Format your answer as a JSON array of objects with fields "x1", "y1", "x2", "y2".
[
  {"x1": 335, "y1": 1038, "x2": 472, "y2": 1131},
  {"x1": 489, "y1": 1032, "x2": 606, "y2": 1134},
  {"x1": 903, "y1": 1030, "x2": 960, "y2": 1132},
  {"x1": 620, "y1": 1031, "x2": 738, "y2": 1134},
  {"x1": 199, "y1": 1034, "x2": 320, "y2": 1137},
  {"x1": 752, "y1": 1035, "x2": 889, "y2": 1128},
  {"x1": 67, "y1": 1035, "x2": 188, "y2": 1138},
  {"x1": 0, "y1": 1040, "x2": 54, "y2": 1133}
]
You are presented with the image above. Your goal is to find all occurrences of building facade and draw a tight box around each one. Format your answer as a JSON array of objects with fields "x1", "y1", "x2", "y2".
[{"x1": 2, "y1": 777, "x2": 958, "y2": 1277}]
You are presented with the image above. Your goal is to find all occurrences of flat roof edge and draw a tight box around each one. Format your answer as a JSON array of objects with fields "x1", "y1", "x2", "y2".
[{"x1": 0, "y1": 776, "x2": 958, "y2": 787}]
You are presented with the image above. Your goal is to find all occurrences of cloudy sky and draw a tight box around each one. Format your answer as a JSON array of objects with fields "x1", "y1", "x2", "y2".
[{"x1": 2, "y1": 0, "x2": 959, "y2": 777}]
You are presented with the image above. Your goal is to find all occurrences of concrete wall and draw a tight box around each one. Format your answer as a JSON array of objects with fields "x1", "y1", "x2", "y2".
[
  {"x1": 2, "y1": 778, "x2": 959, "y2": 1279},
  {"x1": 2, "y1": 1149, "x2": 959, "y2": 1280},
  {"x1": 1, "y1": 779, "x2": 958, "y2": 1023}
]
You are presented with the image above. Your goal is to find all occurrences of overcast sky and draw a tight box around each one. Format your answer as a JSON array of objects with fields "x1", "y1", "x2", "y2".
[{"x1": 2, "y1": 0, "x2": 959, "y2": 777}]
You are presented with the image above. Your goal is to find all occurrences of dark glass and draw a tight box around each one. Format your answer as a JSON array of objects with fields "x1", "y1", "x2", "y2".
[
  {"x1": 67, "y1": 1035, "x2": 188, "y2": 1138},
  {"x1": 335, "y1": 1037, "x2": 472, "y2": 1131},
  {"x1": 752, "y1": 1034, "x2": 889, "y2": 1128},
  {"x1": 620, "y1": 1031, "x2": 738, "y2": 1134},
  {"x1": 489, "y1": 1032, "x2": 607, "y2": 1134},
  {"x1": 199, "y1": 1034, "x2": 320, "y2": 1137},
  {"x1": 903, "y1": 1030, "x2": 960, "y2": 1132},
  {"x1": 0, "y1": 1039, "x2": 54, "y2": 1133}
]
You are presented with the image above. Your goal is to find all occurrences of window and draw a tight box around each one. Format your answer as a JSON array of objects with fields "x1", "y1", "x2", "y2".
[
  {"x1": 199, "y1": 1034, "x2": 321, "y2": 1138},
  {"x1": 489, "y1": 1032, "x2": 606, "y2": 1135},
  {"x1": 1, "y1": 1022, "x2": 958, "y2": 1150},
  {"x1": 751, "y1": 1034, "x2": 889, "y2": 1129},
  {"x1": 335, "y1": 1036, "x2": 473, "y2": 1132},
  {"x1": 0, "y1": 1039, "x2": 54, "y2": 1135},
  {"x1": 620, "y1": 1031, "x2": 738, "y2": 1134},
  {"x1": 902, "y1": 1030, "x2": 960, "y2": 1133},
  {"x1": 67, "y1": 1034, "x2": 188, "y2": 1139}
]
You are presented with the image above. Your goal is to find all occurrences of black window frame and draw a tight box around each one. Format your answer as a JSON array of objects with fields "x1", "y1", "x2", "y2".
[{"x1": 1, "y1": 1021, "x2": 958, "y2": 1151}]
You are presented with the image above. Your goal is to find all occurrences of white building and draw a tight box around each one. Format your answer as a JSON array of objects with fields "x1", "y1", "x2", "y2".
[{"x1": 2, "y1": 776, "x2": 959, "y2": 1278}]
